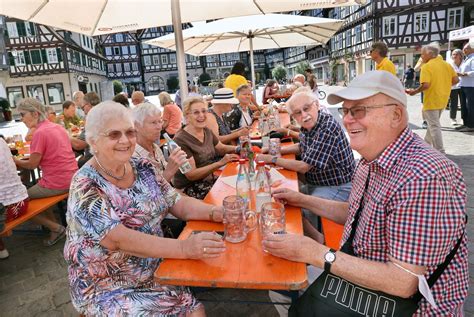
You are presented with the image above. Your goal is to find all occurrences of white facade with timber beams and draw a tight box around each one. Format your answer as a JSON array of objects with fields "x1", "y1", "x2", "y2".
[
  {"x1": 4, "y1": 18, "x2": 111, "y2": 113},
  {"x1": 328, "y1": 0, "x2": 473, "y2": 84}
]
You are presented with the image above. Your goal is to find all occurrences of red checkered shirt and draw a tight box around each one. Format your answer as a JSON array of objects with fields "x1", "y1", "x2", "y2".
[{"x1": 341, "y1": 128, "x2": 468, "y2": 316}]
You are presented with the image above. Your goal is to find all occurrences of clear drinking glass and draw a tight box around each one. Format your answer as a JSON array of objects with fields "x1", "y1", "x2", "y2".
[
  {"x1": 260, "y1": 202, "x2": 286, "y2": 240},
  {"x1": 223, "y1": 195, "x2": 257, "y2": 243}
]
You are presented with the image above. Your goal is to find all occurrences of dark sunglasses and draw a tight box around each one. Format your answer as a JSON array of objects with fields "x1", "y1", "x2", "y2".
[{"x1": 100, "y1": 129, "x2": 137, "y2": 141}]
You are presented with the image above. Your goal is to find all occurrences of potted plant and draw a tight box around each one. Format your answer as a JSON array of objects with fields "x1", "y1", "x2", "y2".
[{"x1": 0, "y1": 97, "x2": 13, "y2": 122}]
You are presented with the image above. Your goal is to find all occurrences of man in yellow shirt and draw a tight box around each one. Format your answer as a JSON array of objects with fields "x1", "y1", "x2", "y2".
[
  {"x1": 224, "y1": 61, "x2": 248, "y2": 96},
  {"x1": 407, "y1": 42, "x2": 459, "y2": 153},
  {"x1": 370, "y1": 42, "x2": 397, "y2": 76}
]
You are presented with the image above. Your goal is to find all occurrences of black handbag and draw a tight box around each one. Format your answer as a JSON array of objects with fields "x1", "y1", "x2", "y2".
[{"x1": 289, "y1": 171, "x2": 464, "y2": 316}]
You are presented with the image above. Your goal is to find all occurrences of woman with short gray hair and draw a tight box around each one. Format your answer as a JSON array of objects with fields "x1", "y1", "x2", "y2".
[
  {"x1": 132, "y1": 102, "x2": 187, "y2": 183},
  {"x1": 449, "y1": 49, "x2": 464, "y2": 126},
  {"x1": 65, "y1": 101, "x2": 226, "y2": 316},
  {"x1": 13, "y1": 97, "x2": 78, "y2": 246}
]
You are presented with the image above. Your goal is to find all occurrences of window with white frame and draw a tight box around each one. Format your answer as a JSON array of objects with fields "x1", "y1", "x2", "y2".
[
  {"x1": 143, "y1": 56, "x2": 151, "y2": 66},
  {"x1": 130, "y1": 45, "x2": 136, "y2": 54},
  {"x1": 6, "y1": 22, "x2": 18, "y2": 38},
  {"x1": 115, "y1": 63, "x2": 122, "y2": 73},
  {"x1": 382, "y1": 16, "x2": 396, "y2": 37},
  {"x1": 115, "y1": 34, "x2": 123, "y2": 42},
  {"x1": 161, "y1": 54, "x2": 168, "y2": 64},
  {"x1": 122, "y1": 46, "x2": 129, "y2": 55},
  {"x1": 170, "y1": 53, "x2": 176, "y2": 64},
  {"x1": 366, "y1": 21, "x2": 373, "y2": 39},
  {"x1": 355, "y1": 25, "x2": 362, "y2": 43},
  {"x1": 131, "y1": 62, "x2": 138, "y2": 71},
  {"x1": 25, "y1": 22, "x2": 35, "y2": 37},
  {"x1": 46, "y1": 48, "x2": 58, "y2": 63},
  {"x1": 107, "y1": 64, "x2": 114, "y2": 73},
  {"x1": 414, "y1": 12, "x2": 429, "y2": 33},
  {"x1": 153, "y1": 55, "x2": 160, "y2": 65},
  {"x1": 113, "y1": 47, "x2": 120, "y2": 55},
  {"x1": 105, "y1": 47, "x2": 112, "y2": 55},
  {"x1": 346, "y1": 30, "x2": 351, "y2": 47},
  {"x1": 14, "y1": 51, "x2": 25, "y2": 66},
  {"x1": 123, "y1": 63, "x2": 130, "y2": 72},
  {"x1": 447, "y1": 8, "x2": 463, "y2": 30}
]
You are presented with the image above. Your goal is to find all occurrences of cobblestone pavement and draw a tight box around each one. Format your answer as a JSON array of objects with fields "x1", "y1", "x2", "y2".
[{"x1": 0, "y1": 89, "x2": 473, "y2": 316}]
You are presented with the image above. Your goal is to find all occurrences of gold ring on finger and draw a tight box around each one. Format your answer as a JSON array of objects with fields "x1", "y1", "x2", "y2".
[{"x1": 203, "y1": 247, "x2": 207, "y2": 253}]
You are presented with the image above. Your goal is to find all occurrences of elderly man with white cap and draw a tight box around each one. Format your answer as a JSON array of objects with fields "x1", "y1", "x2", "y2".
[
  {"x1": 265, "y1": 71, "x2": 468, "y2": 316},
  {"x1": 207, "y1": 87, "x2": 250, "y2": 144}
]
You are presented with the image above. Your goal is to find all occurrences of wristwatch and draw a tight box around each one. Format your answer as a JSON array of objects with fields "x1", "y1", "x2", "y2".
[
  {"x1": 324, "y1": 248, "x2": 337, "y2": 273},
  {"x1": 271, "y1": 156, "x2": 278, "y2": 164}
]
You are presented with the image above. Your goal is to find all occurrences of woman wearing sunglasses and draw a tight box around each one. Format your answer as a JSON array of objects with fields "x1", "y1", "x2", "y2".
[
  {"x1": 14, "y1": 98, "x2": 78, "y2": 246},
  {"x1": 173, "y1": 97, "x2": 239, "y2": 199},
  {"x1": 64, "y1": 101, "x2": 226, "y2": 316}
]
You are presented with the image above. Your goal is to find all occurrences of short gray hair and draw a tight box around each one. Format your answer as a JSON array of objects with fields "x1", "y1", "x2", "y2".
[
  {"x1": 132, "y1": 102, "x2": 161, "y2": 126},
  {"x1": 17, "y1": 98, "x2": 47, "y2": 122},
  {"x1": 286, "y1": 89, "x2": 318, "y2": 115},
  {"x1": 85, "y1": 101, "x2": 133, "y2": 145},
  {"x1": 452, "y1": 48, "x2": 464, "y2": 57},
  {"x1": 422, "y1": 42, "x2": 440, "y2": 57}
]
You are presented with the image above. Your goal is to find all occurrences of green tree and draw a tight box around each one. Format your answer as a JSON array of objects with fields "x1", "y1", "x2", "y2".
[
  {"x1": 199, "y1": 72, "x2": 212, "y2": 86},
  {"x1": 112, "y1": 80, "x2": 123, "y2": 95},
  {"x1": 295, "y1": 61, "x2": 311, "y2": 76},
  {"x1": 271, "y1": 64, "x2": 287, "y2": 82},
  {"x1": 167, "y1": 76, "x2": 179, "y2": 92}
]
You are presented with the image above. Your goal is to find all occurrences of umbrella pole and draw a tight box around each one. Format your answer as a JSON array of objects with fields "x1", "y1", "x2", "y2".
[
  {"x1": 249, "y1": 35, "x2": 256, "y2": 99},
  {"x1": 171, "y1": 0, "x2": 188, "y2": 101}
]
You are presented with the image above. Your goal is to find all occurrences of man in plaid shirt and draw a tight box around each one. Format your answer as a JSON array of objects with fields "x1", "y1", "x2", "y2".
[
  {"x1": 265, "y1": 71, "x2": 468, "y2": 316},
  {"x1": 257, "y1": 89, "x2": 355, "y2": 200}
]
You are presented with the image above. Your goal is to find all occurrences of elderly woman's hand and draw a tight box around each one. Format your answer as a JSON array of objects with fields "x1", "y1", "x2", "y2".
[
  {"x1": 271, "y1": 188, "x2": 303, "y2": 207},
  {"x1": 166, "y1": 148, "x2": 188, "y2": 174},
  {"x1": 182, "y1": 232, "x2": 226, "y2": 259},
  {"x1": 237, "y1": 126, "x2": 250, "y2": 137},
  {"x1": 219, "y1": 154, "x2": 239, "y2": 166}
]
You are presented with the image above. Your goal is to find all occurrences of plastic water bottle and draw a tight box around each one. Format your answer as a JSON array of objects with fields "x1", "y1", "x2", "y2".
[
  {"x1": 236, "y1": 158, "x2": 253, "y2": 211},
  {"x1": 254, "y1": 161, "x2": 272, "y2": 214},
  {"x1": 163, "y1": 133, "x2": 192, "y2": 174}
]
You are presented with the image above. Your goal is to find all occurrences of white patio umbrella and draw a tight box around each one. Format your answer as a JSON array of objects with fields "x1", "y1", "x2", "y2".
[
  {"x1": 145, "y1": 14, "x2": 344, "y2": 90},
  {"x1": 0, "y1": 0, "x2": 364, "y2": 98}
]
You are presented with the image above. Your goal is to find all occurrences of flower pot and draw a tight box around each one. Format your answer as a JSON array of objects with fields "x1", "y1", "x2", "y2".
[{"x1": 2, "y1": 110, "x2": 12, "y2": 121}]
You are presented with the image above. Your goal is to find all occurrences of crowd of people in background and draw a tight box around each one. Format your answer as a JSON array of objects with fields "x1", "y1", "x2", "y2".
[{"x1": 0, "y1": 39, "x2": 472, "y2": 315}]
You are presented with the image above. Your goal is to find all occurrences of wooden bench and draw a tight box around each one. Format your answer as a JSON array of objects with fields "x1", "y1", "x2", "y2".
[
  {"x1": 1, "y1": 193, "x2": 69, "y2": 237},
  {"x1": 321, "y1": 217, "x2": 344, "y2": 250}
]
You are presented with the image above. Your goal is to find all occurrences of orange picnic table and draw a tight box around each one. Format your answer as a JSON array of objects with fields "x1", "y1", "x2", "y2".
[{"x1": 155, "y1": 137, "x2": 308, "y2": 291}]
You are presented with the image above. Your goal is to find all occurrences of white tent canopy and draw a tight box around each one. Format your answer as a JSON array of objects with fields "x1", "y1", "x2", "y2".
[
  {"x1": 0, "y1": 0, "x2": 364, "y2": 98},
  {"x1": 146, "y1": 14, "x2": 343, "y2": 56},
  {"x1": 146, "y1": 14, "x2": 343, "y2": 89},
  {"x1": 449, "y1": 25, "x2": 474, "y2": 42},
  {"x1": 0, "y1": 0, "x2": 362, "y2": 36}
]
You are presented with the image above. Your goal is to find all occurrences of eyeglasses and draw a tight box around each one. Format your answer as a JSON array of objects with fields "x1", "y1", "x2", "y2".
[
  {"x1": 100, "y1": 128, "x2": 137, "y2": 141},
  {"x1": 190, "y1": 109, "x2": 208, "y2": 116},
  {"x1": 338, "y1": 104, "x2": 398, "y2": 119},
  {"x1": 291, "y1": 102, "x2": 316, "y2": 118}
]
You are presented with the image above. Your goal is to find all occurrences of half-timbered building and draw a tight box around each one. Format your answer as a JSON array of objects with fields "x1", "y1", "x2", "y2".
[
  {"x1": 3, "y1": 18, "x2": 109, "y2": 112},
  {"x1": 99, "y1": 31, "x2": 143, "y2": 95},
  {"x1": 328, "y1": 0, "x2": 473, "y2": 84}
]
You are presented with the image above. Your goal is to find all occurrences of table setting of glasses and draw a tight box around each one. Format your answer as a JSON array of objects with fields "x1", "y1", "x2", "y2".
[{"x1": 155, "y1": 112, "x2": 308, "y2": 292}]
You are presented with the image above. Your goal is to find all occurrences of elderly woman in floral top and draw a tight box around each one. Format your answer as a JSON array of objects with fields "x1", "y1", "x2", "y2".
[
  {"x1": 64, "y1": 101, "x2": 226, "y2": 316},
  {"x1": 132, "y1": 102, "x2": 187, "y2": 184}
]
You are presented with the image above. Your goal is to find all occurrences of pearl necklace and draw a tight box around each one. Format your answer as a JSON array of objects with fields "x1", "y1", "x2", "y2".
[{"x1": 94, "y1": 156, "x2": 126, "y2": 181}]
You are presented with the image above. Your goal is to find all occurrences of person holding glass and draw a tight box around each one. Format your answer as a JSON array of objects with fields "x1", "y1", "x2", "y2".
[{"x1": 64, "y1": 101, "x2": 226, "y2": 316}]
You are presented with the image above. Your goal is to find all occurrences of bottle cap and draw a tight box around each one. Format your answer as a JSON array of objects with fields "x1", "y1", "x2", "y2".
[
  {"x1": 238, "y1": 159, "x2": 246, "y2": 164},
  {"x1": 257, "y1": 160, "x2": 265, "y2": 166}
]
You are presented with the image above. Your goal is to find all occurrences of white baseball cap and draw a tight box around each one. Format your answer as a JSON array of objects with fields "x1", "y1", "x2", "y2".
[
  {"x1": 327, "y1": 70, "x2": 407, "y2": 107},
  {"x1": 211, "y1": 88, "x2": 239, "y2": 104}
]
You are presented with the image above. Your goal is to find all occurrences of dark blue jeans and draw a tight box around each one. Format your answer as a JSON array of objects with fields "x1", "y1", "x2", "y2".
[{"x1": 461, "y1": 87, "x2": 474, "y2": 128}]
